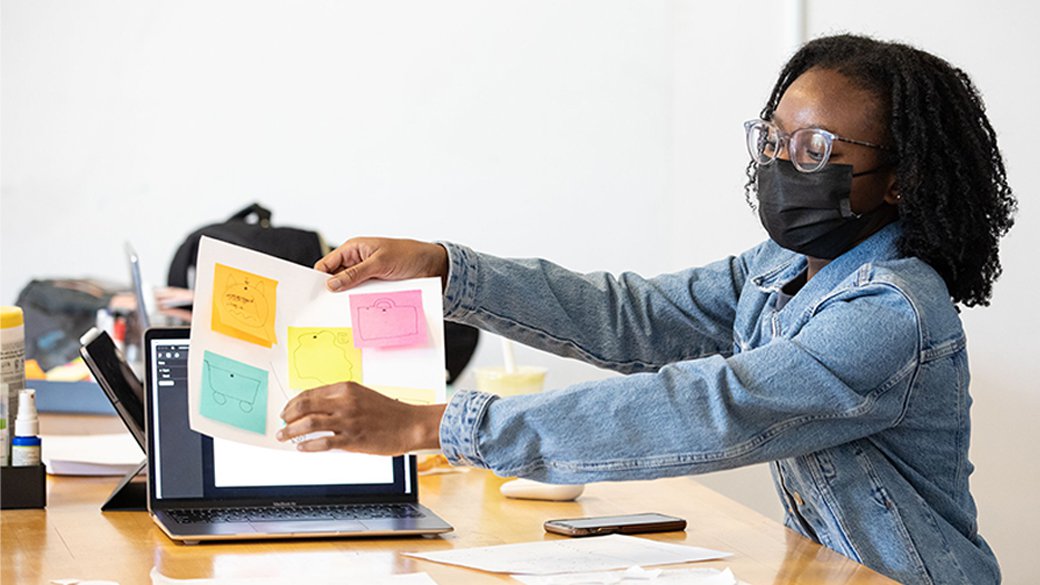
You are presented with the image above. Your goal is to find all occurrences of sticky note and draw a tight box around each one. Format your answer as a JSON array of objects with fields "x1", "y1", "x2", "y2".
[
  {"x1": 288, "y1": 327, "x2": 363, "y2": 391},
  {"x1": 367, "y1": 385, "x2": 438, "y2": 405},
  {"x1": 212, "y1": 263, "x2": 279, "y2": 348},
  {"x1": 200, "y1": 351, "x2": 269, "y2": 434},
  {"x1": 349, "y1": 290, "x2": 427, "y2": 348}
]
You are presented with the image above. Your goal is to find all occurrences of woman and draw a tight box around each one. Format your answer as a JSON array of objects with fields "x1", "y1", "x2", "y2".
[{"x1": 278, "y1": 35, "x2": 1015, "y2": 584}]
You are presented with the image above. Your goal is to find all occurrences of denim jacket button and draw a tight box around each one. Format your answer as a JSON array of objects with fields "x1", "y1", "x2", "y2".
[{"x1": 792, "y1": 491, "x2": 805, "y2": 507}]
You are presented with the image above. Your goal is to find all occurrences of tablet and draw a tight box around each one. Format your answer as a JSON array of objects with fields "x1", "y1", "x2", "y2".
[{"x1": 79, "y1": 327, "x2": 147, "y2": 450}]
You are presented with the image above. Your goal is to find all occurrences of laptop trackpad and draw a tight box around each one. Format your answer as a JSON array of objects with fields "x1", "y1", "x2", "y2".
[{"x1": 250, "y1": 520, "x2": 368, "y2": 534}]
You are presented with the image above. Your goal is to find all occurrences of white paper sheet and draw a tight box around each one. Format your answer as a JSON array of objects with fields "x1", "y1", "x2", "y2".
[
  {"x1": 42, "y1": 433, "x2": 144, "y2": 476},
  {"x1": 149, "y1": 567, "x2": 438, "y2": 585},
  {"x1": 404, "y1": 534, "x2": 731, "y2": 575},
  {"x1": 188, "y1": 237, "x2": 446, "y2": 449},
  {"x1": 511, "y1": 566, "x2": 738, "y2": 585}
]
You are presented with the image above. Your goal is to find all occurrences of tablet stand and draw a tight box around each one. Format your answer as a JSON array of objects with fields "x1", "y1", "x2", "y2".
[{"x1": 101, "y1": 459, "x2": 147, "y2": 511}]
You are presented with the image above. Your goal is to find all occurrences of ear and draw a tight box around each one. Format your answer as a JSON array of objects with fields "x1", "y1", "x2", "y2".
[{"x1": 882, "y1": 171, "x2": 901, "y2": 206}]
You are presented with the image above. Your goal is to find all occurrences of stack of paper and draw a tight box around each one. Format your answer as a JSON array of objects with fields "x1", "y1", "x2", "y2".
[{"x1": 42, "y1": 433, "x2": 144, "y2": 476}]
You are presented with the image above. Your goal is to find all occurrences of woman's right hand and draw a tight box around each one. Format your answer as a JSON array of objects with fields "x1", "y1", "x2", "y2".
[{"x1": 315, "y1": 237, "x2": 449, "y2": 293}]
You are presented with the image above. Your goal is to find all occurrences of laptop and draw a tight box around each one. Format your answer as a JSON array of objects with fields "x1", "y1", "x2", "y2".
[
  {"x1": 126, "y1": 242, "x2": 152, "y2": 332},
  {"x1": 125, "y1": 241, "x2": 193, "y2": 334},
  {"x1": 143, "y1": 327, "x2": 453, "y2": 544}
]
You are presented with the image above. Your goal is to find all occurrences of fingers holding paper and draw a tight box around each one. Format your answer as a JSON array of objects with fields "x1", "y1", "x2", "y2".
[
  {"x1": 315, "y1": 237, "x2": 449, "y2": 292},
  {"x1": 278, "y1": 382, "x2": 446, "y2": 456}
]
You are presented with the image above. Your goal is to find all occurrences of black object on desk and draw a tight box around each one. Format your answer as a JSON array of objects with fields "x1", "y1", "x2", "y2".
[
  {"x1": 101, "y1": 460, "x2": 147, "y2": 511},
  {"x1": 79, "y1": 327, "x2": 149, "y2": 511},
  {"x1": 1, "y1": 464, "x2": 47, "y2": 509}
]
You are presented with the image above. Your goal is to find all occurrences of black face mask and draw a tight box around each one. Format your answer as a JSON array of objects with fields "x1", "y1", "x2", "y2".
[{"x1": 756, "y1": 159, "x2": 884, "y2": 260}]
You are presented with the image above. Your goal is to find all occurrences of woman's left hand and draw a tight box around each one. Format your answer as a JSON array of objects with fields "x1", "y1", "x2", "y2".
[{"x1": 277, "y1": 382, "x2": 446, "y2": 455}]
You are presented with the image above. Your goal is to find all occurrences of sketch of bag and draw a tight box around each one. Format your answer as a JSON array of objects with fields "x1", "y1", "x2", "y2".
[
  {"x1": 205, "y1": 361, "x2": 261, "y2": 412},
  {"x1": 356, "y1": 298, "x2": 419, "y2": 342}
]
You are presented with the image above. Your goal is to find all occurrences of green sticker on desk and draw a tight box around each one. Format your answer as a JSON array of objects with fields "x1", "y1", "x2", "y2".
[{"x1": 200, "y1": 350, "x2": 268, "y2": 435}]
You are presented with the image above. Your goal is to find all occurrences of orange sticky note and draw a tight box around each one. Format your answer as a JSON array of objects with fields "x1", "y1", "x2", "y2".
[{"x1": 211, "y1": 263, "x2": 279, "y2": 348}]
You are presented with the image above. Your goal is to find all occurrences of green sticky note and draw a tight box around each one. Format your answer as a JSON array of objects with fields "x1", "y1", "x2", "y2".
[{"x1": 200, "y1": 350, "x2": 268, "y2": 435}]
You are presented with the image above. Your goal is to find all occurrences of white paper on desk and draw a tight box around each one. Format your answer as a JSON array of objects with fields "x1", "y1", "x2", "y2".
[
  {"x1": 188, "y1": 237, "x2": 446, "y2": 449},
  {"x1": 404, "y1": 534, "x2": 731, "y2": 575},
  {"x1": 512, "y1": 566, "x2": 738, "y2": 585},
  {"x1": 149, "y1": 567, "x2": 438, "y2": 585},
  {"x1": 42, "y1": 433, "x2": 144, "y2": 476}
]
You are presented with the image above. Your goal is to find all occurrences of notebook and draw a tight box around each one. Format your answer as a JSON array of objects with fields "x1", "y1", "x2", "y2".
[{"x1": 144, "y1": 327, "x2": 453, "y2": 543}]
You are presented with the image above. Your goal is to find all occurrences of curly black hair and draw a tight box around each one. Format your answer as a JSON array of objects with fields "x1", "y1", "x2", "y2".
[{"x1": 744, "y1": 34, "x2": 1017, "y2": 307}]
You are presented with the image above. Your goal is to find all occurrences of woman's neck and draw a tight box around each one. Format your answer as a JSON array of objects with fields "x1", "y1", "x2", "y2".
[{"x1": 806, "y1": 258, "x2": 829, "y2": 281}]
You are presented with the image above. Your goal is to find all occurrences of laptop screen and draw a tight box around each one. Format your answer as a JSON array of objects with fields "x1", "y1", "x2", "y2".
[
  {"x1": 126, "y1": 243, "x2": 151, "y2": 333},
  {"x1": 145, "y1": 331, "x2": 413, "y2": 506}
]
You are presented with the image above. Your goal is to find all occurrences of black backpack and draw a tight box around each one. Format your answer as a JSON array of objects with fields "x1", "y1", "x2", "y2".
[
  {"x1": 167, "y1": 203, "x2": 326, "y2": 289},
  {"x1": 167, "y1": 203, "x2": 479, "y2": 384}
]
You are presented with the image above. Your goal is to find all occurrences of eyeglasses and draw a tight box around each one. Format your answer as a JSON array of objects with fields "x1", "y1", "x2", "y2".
[{"x1": 744, "y1": 119, "x2": 890, "y2": 174}]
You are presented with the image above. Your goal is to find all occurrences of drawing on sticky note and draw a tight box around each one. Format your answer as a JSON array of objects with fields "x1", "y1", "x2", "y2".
[
  {"x1": 349, "y1": 290, "x2": 428, "y2": 348},
  {"x1": 211, "y1": 263, "x2": 279, "y2": 348},
  {"x1": 288, "y1": 327, "x2": 363, "y2": 391},
  {"x1": 209, "y1": 361, "x2": 261, "y2": 411},
  {"x1": 200, "y1": 351, "x2": 268, "y2": 434}
]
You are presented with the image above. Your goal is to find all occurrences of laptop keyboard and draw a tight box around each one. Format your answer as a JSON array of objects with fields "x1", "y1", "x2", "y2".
[{"x1": 167, "y1": 503, "x2": 425, "y2": 524}]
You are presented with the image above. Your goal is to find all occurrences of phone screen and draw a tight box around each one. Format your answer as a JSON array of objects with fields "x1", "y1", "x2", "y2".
[
  {"x1": 545, "y1": 512, "x2": 686, "y2": 537},
  {"x1": 554, "y1": 513, "x2": 679, "y2": 529}
]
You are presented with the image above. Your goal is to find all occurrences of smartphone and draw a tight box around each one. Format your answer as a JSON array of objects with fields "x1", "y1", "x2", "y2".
[
  {"x1": 79, "y1": 327, "x2": 147, "y2": 450},
  {"x1": 544, "y1": 513, "x2": 687, "y2": 537}
]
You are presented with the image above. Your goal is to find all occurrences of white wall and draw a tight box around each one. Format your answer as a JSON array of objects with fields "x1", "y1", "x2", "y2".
[{"x1": 2, "y1": 1, "x2": 1037, "y2": 581}]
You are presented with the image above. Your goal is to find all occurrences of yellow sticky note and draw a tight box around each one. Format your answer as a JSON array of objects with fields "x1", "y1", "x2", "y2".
[
  {"x1": 368, "y1": 385, "x2": 438, "y2": 406},
  {"x1": 212, "y1": 263, "x2": 279, "y2": 348},
  {"x1": 288, "y1": 327, "x2": 363, "y2": 391}
]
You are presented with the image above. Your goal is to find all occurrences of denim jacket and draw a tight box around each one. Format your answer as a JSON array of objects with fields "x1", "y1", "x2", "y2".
[{"x1": 436, "y1": 222, "x2": 999, "y2": 585}]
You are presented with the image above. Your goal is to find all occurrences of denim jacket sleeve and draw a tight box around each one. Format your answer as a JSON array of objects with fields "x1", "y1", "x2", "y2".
[
  {"x1": 439, "y1": 263, "x2": 921, "y2": 483},
  {"x1": 439, "y1": 242, "x2": 748, "y2": 374}
]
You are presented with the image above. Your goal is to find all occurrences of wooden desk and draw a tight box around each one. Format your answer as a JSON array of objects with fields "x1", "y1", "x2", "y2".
[{"x1": 2, "y1": 417, "x2": 897, "y2": 584}]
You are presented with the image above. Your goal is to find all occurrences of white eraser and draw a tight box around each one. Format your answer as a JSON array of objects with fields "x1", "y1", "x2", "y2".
[{"x1": 500, "y1": 478, "x2": 584, "y2": 501}]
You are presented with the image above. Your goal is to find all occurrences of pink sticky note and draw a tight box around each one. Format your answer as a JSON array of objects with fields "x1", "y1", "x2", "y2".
[{"x1": 349, "y1": 290, "x2": 428, "y2": 348}]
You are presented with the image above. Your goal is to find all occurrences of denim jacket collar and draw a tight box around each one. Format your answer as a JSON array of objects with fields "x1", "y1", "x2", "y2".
[{"x1": 751, "y1": 221, "x2": 904, "y2": 296}]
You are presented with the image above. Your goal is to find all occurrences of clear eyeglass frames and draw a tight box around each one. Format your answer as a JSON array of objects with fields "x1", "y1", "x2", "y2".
[{"x1": 744, "y1": 119, "x2": 890, "y2": 174}]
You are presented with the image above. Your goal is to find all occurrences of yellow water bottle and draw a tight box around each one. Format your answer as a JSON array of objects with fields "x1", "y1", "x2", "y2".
[{"x1": 1, "y1": 307, "x2": 27, "y2": 467}]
